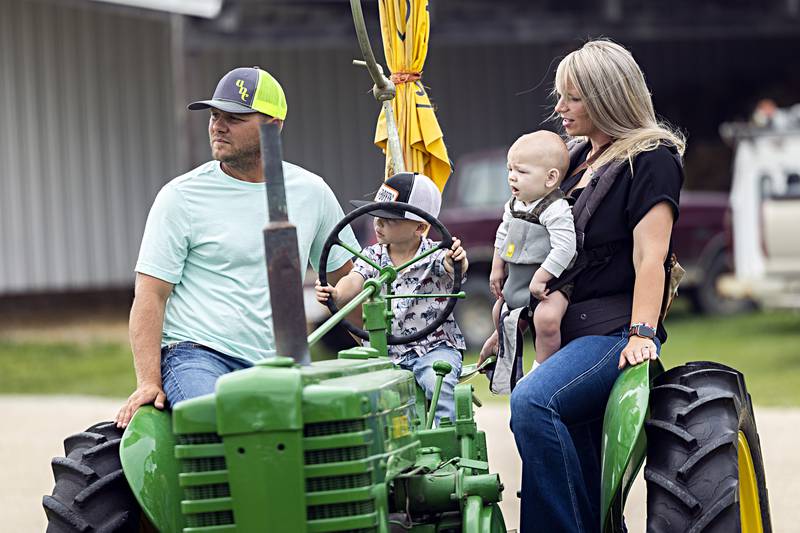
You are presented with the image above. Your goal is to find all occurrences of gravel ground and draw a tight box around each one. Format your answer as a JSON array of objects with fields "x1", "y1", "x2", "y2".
[{"x1": 4, "y1": 396, "x2": 796, "y2": 532}]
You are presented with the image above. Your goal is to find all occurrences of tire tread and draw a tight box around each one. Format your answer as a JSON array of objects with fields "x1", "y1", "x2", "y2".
[{"x1": 646, "y1": 362, "x2": 771, "y2": 533}]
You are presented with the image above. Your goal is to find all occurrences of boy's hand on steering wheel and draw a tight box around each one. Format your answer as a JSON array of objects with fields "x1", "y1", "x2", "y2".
[
  {"x1": 315, "y1": 279, "x2": 337, "y2": 304},
  {"x1": 444, "y1": 237, "x2": 468, "y2": 275},
  {"x1": 618, "y1": 335, "x2": 658, "y2": 369}
]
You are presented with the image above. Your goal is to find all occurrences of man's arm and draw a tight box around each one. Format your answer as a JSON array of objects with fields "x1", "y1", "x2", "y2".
[{"x1": 115, "y1": 273, "x2": 174, "y2": 428}]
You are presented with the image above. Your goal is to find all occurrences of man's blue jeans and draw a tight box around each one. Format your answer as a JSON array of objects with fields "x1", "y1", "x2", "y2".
[
  {"x1": 161, "y1": 341, "x2": 252, "y2": 406},
  {"x1": 509, "y1": 328, "x2": 661, "y2": 533},
  {"x1": 398, "y1": 345, "x2": 463, "y2": 425}
]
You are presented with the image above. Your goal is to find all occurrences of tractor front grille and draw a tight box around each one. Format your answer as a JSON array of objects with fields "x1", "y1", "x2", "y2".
[
  {"x1": 304, "y1": 418, "x2": 378, "y2": 532},
  {"x1": 176, "y1": 433, "x2": 234, "y2": 531}
]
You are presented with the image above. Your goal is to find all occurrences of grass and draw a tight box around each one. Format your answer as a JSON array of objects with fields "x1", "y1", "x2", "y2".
[
  {"x1": 461, "y1": 308, "x2": 800, "y2": 406},
  {"x1": 1, "y1": 309, "x2": 798, "y2": 406},
  {"x1": 0, "y1": 342, "x2": 135, "y2": 397}
]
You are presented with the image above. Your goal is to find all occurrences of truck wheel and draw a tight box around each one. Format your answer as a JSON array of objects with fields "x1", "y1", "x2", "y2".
[
  {"x1": 645, "y1": 362, "x2": 771, "y2": 533},
  {"x1": 42, "y1": 421, "x2": 144, "y2": 532},
  {"x1": 690, "y1": 252, "x2": 755, "y2": 315},
  {"x1": 454, "y1": 276, "x2": 496, "y2": 350}
]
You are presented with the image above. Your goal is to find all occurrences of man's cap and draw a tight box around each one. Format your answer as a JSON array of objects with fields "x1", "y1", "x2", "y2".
[
  {"x1": 350, "y1": 172, "x2": 442, "y2": 222},
  {"x1": 188, "y1": 67, "x2": 287, "y2": 119}
]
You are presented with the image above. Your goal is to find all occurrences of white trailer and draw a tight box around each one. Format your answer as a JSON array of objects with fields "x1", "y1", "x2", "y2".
[{"x1": 720, "y1": 109, "x2": 800, "y2": 309}]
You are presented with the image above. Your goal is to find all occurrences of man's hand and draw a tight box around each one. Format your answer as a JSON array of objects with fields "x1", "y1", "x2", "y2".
[
  {"x1": 618, "y1": 335, "x2": 658, "y2": 369},
  {"x1": 115, "y1": 382, "x2": 166, "y2": 429},
  {"x1": 529, "y1": 267, "x2": 554, "y2": 300},
  {"x1": 315, "y1": 279, "x2": 338, "y2": 304},
  {"x1": 444, "y1": 237, "x2": 468, "y2": 275}
]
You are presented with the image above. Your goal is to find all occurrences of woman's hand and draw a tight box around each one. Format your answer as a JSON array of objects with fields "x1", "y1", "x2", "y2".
[
  {"x1": 618, "y1": 335, "x2": 658, "y2": 369},
  {"x1": 478, "y1": 330, "x2": 499, "y2": 368}
]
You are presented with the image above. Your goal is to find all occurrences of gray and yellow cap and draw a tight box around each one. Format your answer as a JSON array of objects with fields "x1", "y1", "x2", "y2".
[{"x1": 188, "y1": 66, "x2": 287, "y2": 120}]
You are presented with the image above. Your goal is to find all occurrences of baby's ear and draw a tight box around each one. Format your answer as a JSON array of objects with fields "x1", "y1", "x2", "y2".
[{"x1": 547, "y1": 168, "x2": 561, "y2": 186}]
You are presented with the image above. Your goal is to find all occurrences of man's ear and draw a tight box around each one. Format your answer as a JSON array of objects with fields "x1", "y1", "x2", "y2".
[{"x1": 416, "y1": 222, "x2": 429, "y2": 236}]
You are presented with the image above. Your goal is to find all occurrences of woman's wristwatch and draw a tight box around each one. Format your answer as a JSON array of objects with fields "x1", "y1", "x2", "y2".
[{"x1": 628, "y1": 322, "x2": 656, "y2": 340}]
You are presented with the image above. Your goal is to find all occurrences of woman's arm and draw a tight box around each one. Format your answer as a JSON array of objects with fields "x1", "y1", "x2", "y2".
[{"x1": 619, "y1": 201, "x2": 674, "y2": 369}]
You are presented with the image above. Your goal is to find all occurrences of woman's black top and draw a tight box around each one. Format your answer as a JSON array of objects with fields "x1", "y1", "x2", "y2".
[{"x1": 561, "y1": 143, "x2": 684, "y2": 341}]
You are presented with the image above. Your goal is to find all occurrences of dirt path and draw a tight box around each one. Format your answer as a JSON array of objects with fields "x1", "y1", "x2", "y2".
[{"x1": 3, "y1": 396, "x2": 796, "y2": 532}]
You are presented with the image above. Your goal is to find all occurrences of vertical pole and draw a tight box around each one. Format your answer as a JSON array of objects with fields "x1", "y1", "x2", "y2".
[
  {"x1": 260, "y1": 122, "x2": 310, "y2": 365},
  {"x1": 170, "y1": 13, "x2": 191, "y2": 172}
]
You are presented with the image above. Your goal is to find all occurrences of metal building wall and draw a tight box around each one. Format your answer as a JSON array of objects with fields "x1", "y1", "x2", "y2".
[
  {"x1": 0, "y1": 0, "x2": 177, "y2": 294},
  {"x1": 3, "y1": 0, "x2": 798, "y2": 295},
  {"x1": 184, "y1": 44, "x2": 388, "y2": 207}
]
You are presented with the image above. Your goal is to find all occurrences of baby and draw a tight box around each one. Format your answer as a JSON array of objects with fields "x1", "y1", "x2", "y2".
[{"x1": 482, "y1": 130, "x2": 576, "y2": 371}]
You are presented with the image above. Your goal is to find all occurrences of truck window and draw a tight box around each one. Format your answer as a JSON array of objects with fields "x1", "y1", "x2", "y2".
[{"x1": 456, "y1": 156, "x2": 509, "y2": 208}]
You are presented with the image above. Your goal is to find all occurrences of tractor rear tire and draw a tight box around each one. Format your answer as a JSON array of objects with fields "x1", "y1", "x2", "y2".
[
  {"x1": 645, "y1": 361, "x2": 771, "y2": 532},
  {"x1": 42, "y1": 421, "x2": 143, "y2": 532}
]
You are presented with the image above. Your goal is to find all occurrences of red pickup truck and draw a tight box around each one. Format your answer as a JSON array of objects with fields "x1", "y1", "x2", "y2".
[{"x1": 435, "y1": 148, "x2": 748, "y2": 348}]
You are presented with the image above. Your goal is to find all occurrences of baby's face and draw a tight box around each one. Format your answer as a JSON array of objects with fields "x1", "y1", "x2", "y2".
[{"x1": 506, "y1": 141, "x2": 552, "y2": 203}]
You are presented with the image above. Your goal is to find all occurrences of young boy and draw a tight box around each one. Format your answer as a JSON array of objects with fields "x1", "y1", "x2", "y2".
[
  {"x1": 316, "y1": 172, "x2": 468, "y2": 424},
  {"x1": 481, "y1": 130, "x2": 576, "y2": 373}
]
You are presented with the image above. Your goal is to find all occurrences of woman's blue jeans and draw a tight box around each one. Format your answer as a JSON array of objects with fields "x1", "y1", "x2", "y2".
[
  {"x1": 161, "y1": 341, "x2": 252, "y2": 406},
  {"x1": 509, "y1": 328, "x2": 660, "y2": 533}
]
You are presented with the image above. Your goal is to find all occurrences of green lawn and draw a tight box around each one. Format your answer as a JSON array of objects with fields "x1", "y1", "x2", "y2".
[
  {"x1": 1, "y1": 309, "x2": 798, "y2": 406},
  {"x1": 463, "y1": 308, "x2": 800, "y2": 406}
]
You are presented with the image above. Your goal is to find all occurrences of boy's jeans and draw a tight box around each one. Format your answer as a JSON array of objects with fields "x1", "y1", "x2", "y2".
[
  {"x1": 161, "y1": 341, "x2": 252, "y2": 406},
  {"x1": 398, "y1": 345, "x2": 463, "y2": 425}
]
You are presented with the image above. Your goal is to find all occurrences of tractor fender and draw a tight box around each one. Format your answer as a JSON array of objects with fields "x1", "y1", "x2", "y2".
[
  {"x1": 120, "y1": 405, "x2": 184, "y2": 533},
  {"x1": 600, "y1": 359, "x2": 664, "y2": 532}
]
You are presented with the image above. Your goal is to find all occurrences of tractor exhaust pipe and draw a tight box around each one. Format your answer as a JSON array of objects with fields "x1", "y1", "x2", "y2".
[{"x1": 259, "y1": 122, "x2": 311, "y2": 365}]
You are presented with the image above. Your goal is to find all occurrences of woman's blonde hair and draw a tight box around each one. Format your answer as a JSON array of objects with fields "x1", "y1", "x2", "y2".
[{"x1": 553, "y1": 39, "x2": 685, "y2": 168}]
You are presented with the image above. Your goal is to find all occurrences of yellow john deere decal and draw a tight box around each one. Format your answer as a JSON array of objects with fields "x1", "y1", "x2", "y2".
[
  {"x1": 235, "y1": 79, "x2": 249, "y2": 102},
  {"x1": 391, "y1": 415, "x2": 410, "y2": 438},
  {"x1": 505, "y1": 243, "x2": 515, "y2": 258}
]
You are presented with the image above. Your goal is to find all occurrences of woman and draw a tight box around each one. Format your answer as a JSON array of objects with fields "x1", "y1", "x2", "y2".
[{"x1": 504, "y1": 39, "x2": 685, "y2": 531}]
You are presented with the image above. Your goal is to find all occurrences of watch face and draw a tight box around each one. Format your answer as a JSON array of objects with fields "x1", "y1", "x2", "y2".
[{"x1": 631, "y1": 324, "x2": 656, "y2": 339}]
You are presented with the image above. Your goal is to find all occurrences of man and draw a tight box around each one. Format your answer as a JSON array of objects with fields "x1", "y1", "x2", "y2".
[{"x1": 115, "y1": 67, "x2": 359, "y2": 428}]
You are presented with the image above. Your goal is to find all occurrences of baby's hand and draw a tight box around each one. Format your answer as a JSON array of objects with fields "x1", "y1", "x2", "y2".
[
  {"x1": 529, "y1": 268, "x2": 554, "y2": 301},
  {"x1": 315, "y1": 279, "x2": 337, "y2": 304},
  {"x1": 489, "y1": 266, "x2": 505, "y2": 299}
]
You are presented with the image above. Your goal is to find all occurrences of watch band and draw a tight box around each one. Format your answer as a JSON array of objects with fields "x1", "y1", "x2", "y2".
[{"x1": 629, "y1": 322, "x2": 656, "y2": 339}]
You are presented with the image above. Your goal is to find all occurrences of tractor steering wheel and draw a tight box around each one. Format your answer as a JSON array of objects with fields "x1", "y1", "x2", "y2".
[{"x1": 318, "y1": 201, "x2": 462, "y2": 345}]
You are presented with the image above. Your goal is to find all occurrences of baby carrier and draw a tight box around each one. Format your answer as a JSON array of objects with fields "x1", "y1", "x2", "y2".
[{"x1": 488, "y1": 141, "x2": 684, "y2": 394}]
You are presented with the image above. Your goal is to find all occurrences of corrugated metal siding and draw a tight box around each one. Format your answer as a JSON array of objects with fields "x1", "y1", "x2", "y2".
[
  {"x1": 2, "y1": 0, "x2": 799, "y2": 295},
  {"x1": 183, "y1": 40, "x2": 566, "y2": 210},
  {"x1": 185, "y1": 44, "x2": 387, "y2": 207},
  {"x1": 0, "y1": 0, "x2": 177, "y2": 294}
]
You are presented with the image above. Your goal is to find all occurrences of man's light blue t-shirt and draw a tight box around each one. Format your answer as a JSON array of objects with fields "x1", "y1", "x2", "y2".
[{"x1": 135, "y1": 160, "x2": 359, "y2": 363}]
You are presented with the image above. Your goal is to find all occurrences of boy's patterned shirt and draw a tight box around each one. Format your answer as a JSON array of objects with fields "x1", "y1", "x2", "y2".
[{"x1": 352, "y1": 237, "x2": 466, "y2": 361}]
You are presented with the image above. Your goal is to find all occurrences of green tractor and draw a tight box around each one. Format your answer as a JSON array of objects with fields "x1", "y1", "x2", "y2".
[{"x1": 42, "y1": 124, "x2": 771, "y2": 532}]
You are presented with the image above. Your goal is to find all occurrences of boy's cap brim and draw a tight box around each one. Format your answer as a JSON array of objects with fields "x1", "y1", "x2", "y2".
[
  {"x1": 349, "y1": 200, "x2": 408, "y2": 220},
  {"x1": 187, "y1": 99, "x2": 260, "y2": 114}
]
